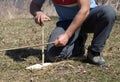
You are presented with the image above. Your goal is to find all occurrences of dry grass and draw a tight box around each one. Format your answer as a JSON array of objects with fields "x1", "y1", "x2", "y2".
[{"x1": 0, "y1": 17, "x2": 120, "y2": 82}]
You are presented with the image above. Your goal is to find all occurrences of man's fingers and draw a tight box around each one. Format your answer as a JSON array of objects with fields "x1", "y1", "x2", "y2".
[
  {"x1": 54, "y1": 33, "x2": 69, "y2": 47},
  {"x1": 35, "y1": 16, "x2": 43, "y2": 26},
  {"x1": 54, "y1": 38, "x2": 64, "y2": 47},
  {"x1": 41, "y1": 16, "x2": 51, "y2": 22},
  {"x1": 35, "y1": 16, "x2": 40, "y2": 23},
  {"x1": 46, "y1": 16, "x2": 51, "y2": 21},
  {"x1": 54, "y1": 39, "x2": 61, "y2": 47},
  {"x1": 37, "y1": 18, "x2": 41, "y2": 24},
  {"x1": 35, "y1": 14, "x2": 51, "y2": 26}
]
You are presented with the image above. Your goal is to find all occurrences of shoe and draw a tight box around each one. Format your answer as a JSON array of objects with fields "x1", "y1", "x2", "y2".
[{"x1": 87, "y1": 50, "x2": 106, "y2": 66}]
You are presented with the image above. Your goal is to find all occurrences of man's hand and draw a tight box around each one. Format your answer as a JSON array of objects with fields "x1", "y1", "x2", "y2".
[
  {"x1": 35, "y1": 12, "x2": 51, "y2": 26},
  {"x1": 54, "y1": 33, "x2": 70, "y2": 47}
]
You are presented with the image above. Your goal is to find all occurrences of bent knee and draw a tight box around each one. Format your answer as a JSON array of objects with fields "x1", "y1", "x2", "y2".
[{"x1": 102, "y1": 6, "x2": 116, "y2": 21}]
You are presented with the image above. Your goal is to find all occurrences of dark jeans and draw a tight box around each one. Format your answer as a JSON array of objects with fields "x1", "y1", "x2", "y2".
[{"x1": 45, "y1": 5, "x2": 116, "y2": 62}]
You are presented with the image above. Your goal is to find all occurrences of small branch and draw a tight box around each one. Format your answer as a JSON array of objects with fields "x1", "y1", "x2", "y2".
[{"x1": 0, "y1": 41, "x2": 54, "y2": 52}]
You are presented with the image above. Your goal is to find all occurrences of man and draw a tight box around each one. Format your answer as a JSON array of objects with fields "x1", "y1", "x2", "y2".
[{"x1": 30, "y1": 0, "x2": 116, "y2": 66}]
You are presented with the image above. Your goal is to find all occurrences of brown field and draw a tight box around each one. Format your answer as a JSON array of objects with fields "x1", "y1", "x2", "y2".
[{"x1": 0, "y1": 16, "x2": 120, "y2": 82}]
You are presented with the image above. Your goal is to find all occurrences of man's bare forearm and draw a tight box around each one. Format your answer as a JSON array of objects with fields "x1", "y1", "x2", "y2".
[
  {"x1": 65, "y1": 0, "x2": 90, "y2": 39},
  {"x1": 65, "y1": 9, "x2": 89, "y2": 38}
]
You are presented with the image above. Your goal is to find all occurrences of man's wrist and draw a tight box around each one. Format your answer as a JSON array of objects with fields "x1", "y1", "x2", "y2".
[
  {"x1": 34, "y1": 11, "x2": 43, "y2": 17},
  {"x1": 64, "y1": 32, "x2": 71, "y2": 40}
]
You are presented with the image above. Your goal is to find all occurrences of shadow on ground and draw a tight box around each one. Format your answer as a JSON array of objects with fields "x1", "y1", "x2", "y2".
[
  {"x1": 5, "y1": 48, "x2": 43, "y2": 61},
  {"x1": 5, "y1": 48, "x2": 105, "y2": 66}
]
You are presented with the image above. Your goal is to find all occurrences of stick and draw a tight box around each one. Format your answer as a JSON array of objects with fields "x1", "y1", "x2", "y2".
[
  {"x1": 0, "y1": 41, "x2": 54, "y2": 52},
  {"x1": 42, "y1": 26, "x2": 45, "y2": 65}
]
